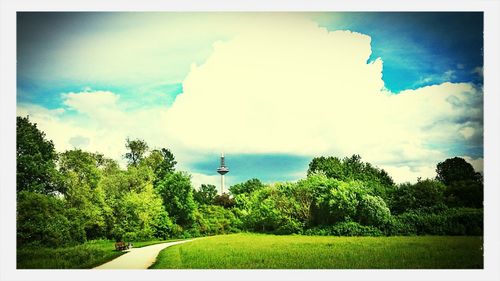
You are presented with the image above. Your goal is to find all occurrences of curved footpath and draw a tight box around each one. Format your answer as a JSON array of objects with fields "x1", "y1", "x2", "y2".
[{"x1": 94, "y1": 240, "x2": 192, "y2": 269}]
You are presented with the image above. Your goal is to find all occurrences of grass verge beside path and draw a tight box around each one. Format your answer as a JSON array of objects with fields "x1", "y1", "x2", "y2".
[
  {"x1": 150, "y1": 233, "x2": 483, "y2": 269},
  {"x1": 17, "y1": 239, "x2": 181, "y2": 269}
]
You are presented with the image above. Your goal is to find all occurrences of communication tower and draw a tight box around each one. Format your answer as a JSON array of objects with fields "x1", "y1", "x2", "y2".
[{"x1": 216, "y1": 152, "x2": 229, "y2": 194}]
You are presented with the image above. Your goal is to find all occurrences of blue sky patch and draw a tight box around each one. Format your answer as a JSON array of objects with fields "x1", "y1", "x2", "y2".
[{"x1": 189, "y1": 153, "x2": 312, "y2": 185}]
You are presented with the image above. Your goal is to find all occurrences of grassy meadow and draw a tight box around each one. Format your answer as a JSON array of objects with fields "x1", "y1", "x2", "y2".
[
  {"x1": 17, "y1": 239, "x2": 178, "y2": 269},
  {"x1": 150, "y1": 233, "x2": 483, "y2": 269}
]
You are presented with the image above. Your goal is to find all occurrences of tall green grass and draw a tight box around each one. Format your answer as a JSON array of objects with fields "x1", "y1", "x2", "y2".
[
  {"x1": 150, "y1": 233, "x2": 483, "y2": 269},
  {"x1": 17, "y1": 239, "x2": 177, "y2": 269}
]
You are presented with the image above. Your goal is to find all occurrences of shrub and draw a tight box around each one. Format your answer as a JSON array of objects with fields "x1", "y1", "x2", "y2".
[
  {"x1": 299, "y1": 174, "x2": 393, "y2": 229},
  {"x1": 17, "y1": 191, "x2": 72, "y2": 247},
  {"x1": 357, "y1": 194, "x2": 391, "y2": 227},
  {"x1": 151, "y1": 210, "x2": 174, "y2": 239},
  {"x1": 445, "y1": 180, "x2": 483, "y2": 208},
  {"x1": 274, "y1": 218, "x2": 304, "y2": 235},
  {"x1": 387, "y1": 208, "x2": 483, "y2": 236},
  {"x1": 213, "y1": 193, "x2": 236, "y2": 208},
  {"x1": 444, "y1": 208, "x2": 483, "y2": 235},
  {"x1": 304, "y1": 222, "x2": 384, "y2": 237},
  {"x1": 193, "y1": 205, "x2": 242, "y2": 236},
  {"x1": 389, "y1": 179, "x2": 446, "y2": 214},
  {"x1": 242, "y1": 186, "x2": 306, "y2": 234},
  {"x1": 385, "y1": 216, "x2": 417, "y2": 236},
  {"x1": 64, "y1": 208, "x2": 87, "y2": 243}
]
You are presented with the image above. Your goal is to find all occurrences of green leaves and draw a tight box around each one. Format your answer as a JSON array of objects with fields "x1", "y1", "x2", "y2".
[
  {"x1": 17, "y1": 191, "x2": 72, "y2": 247},
  {"x1": 155, "y1": 171, "x2": 197, "y2": 227},
  {"x1": 229, "y1": 178, "x2": 265, "y2": 196},
  {"x1": 16, "y1": 117, "x2": 484, "y2": 246},
  {"x1": 194, "y1": 184, "x2": 218, "y2": 205},
  {"x1": 357, "y1": 194, "x2": 391, "y2": 227},
  {"x1": 124, "y1": 138, "x2": 149, "y2": 166},
  {"x1": 390, "y1": 179, "x2": 446, "y2": 214},
  {"x1": 436, "y1": 157, "x2": 483, "y2": 208},
  {"x1": 16, "y1": 116, "x2": 59, "y2": 194},
  {"x1": 436, "y1": 157, "x2": 481, "y2": 186},
  {"x1": 307, "y1": 154, "x2": 394, "y2": 187}
]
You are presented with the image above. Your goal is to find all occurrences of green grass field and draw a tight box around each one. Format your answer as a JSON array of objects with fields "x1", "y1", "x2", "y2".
[
  {"x1": 150, "y1": 233, "x2": 483, "y2": 269},
  {"x1": 17, "y1": 239, "x2": 178, "y2": 269}
]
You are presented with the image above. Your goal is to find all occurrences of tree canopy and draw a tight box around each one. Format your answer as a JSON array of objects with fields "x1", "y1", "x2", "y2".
[
  {"x1": 194, "y1": 184, "x2": 218, "y2": 205},
  {"x1": 16, "y1": 116, "x2": 59, "y2": 194},
  {"x1": 124, "y1": 138, "x2": 149, "y2": 166},
  {"x1": 16, "y1": 116, "x2": 484, "y2": 247},
  {"x1": 307, "y1": 154, "x2": 394, "y2": 187},
  {"x1": 436, "y1": 157, "x2": 481, "y2": 185},
  {"x1": 229, "y1": 178, "x2": 265, "y2": 196}
]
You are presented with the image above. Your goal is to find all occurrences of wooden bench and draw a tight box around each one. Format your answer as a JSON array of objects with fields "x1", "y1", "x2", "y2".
[{"x1": 115, "y1": 241, "x2": 129, "y2": 251}]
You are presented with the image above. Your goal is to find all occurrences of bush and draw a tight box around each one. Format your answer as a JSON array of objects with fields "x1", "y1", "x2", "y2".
[
  {"x1": 152, "y1": 210, "x2": 175, "y2": 239},
  {"x1": 357, "y1": 194, "x2": 391, "y2": 227},
  {"x1": 64, "y1": 208, "x2": 87, "y2": 243},
  {"x1": 385, "y1": 216, "x2": 417, "y2": 236},
  {"x1": 112, "y1": 185, "x2": 167, "y2": 241},
  {"x1": 275, "y1": 217, "x2": 304, "y2": 235},
  {"x1": 242, "y1": 187, "x2": 305, "y2": 234},
  {"x1": 193, "y1": 205, "x2": 242, "y2": 236},
  {"x1": 304, "y1": 222, "x2": 384, "y2": 237},
  {"x1": 155, "y1": 171, "x2": 196, "y2": 227},
  {"x1": 389, "y1": 179, "x2": 446, "y2": 214},
  {"x1": 17, "y1": 192, "x2": 72, "y2": 247},
  {"x1": 387, "y1": 208, "x2": 483, "y2": 236},
  {"x1": 445, "y1": 180, "x2": 483, "y2": 208},
  {"x1": 444, "y1": 208, "x2": 483, "y2": 235},
  {"x1": 307, "y1": 154, "x2": 394, "y2": 186}
]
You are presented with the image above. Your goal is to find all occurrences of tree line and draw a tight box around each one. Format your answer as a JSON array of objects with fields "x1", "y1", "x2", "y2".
[{"x1": 16, "y1": 116, "x2": 483, "y2": 248}]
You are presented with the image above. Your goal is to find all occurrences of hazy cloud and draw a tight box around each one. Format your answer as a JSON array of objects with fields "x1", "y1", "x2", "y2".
[{"x1": 68, "y1": 135, "x2": 90, "y2": 148}]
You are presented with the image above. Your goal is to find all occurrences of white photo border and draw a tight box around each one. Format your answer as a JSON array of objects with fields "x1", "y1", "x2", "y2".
[{"x1": 1, "y1": 1, "x2": 499, "y2": 281}]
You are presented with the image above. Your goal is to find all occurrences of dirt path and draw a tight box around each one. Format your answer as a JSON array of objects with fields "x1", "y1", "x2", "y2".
[{"x1": 94, "y1": 240, "x2": 192, "y2": 269}]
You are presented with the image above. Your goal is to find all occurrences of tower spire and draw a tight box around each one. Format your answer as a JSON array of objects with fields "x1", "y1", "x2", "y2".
[{"x1": 216, "y1": 152, "x2": 229, "y2": 194}]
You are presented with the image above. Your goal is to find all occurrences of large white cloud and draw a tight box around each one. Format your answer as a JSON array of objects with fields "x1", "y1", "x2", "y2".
[
  {"x1": 163, "y1": 16, "x2": 483, "y2": 182},
  {"x1": 18, "y1": 15, "x2": 483, "y2": 184}
]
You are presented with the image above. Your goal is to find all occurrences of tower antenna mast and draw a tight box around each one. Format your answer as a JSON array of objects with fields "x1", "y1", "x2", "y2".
[{"x1": 216, "y1": 152, "x2": 229, "y2": 194}]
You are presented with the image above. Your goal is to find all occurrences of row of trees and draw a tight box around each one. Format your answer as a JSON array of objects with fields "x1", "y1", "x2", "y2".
[
  {"x1": 223, "y1": 155, "x2": 482, "y2": 236},
  {"x1": 16, "y1": 116, "x2": 483, "y2": 248},
  {"x1": 17, "y1": 116, "x2": 237, "y2": 247}
]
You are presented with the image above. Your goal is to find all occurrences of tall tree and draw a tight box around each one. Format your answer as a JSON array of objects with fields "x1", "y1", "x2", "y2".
[
  {"x1": 436, "y1": 157, "x2": 481, "y2": 185},
  {"x1": 155, "y1": 171, "x2": 197, "y2": 227},
  {"x1": 214, "y1": 193, "x2": 236, "y2": 209},
  {"x1": 307, "y1": 154, "x2": 394, "y2": 187},
  {"x1": 59, "y1": 149, "x2": 107, "y2": 240},
  {"x1": 229, "y1": 178, "x2": 265, "y2": 196},
  {"x1": 143, "y1": 148, "x2": 177, "y2": 183},
  {"x1": 17, "y1": 191, "x2": 72, "y2": 247},
  {"x1": 157, "y1": 148, "x2": 177, "y2": 175},
  {"x1": 16, "y1": 116, "x2": 59, "y2": 194},
  {"x1": 389, "y1": 179, "x2": 447, "y2": 214},
  {"x1": 436, "y1": 157, "x2": 483, "y2": 208},
  {"x1": 194, "y1": 184, "x2": 218, "y2": 205},
  {"x1": 124, "y1": 138, "x2": 149, "y2": 166}
]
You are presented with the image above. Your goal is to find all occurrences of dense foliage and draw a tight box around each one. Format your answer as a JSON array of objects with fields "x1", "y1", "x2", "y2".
[
  {"x1": 16, "y1": 117, "x2": 483, "y2": 248},
  {"x1": 16, "y1": 116, "x2": 60, "y2": 194},
  {"x1": 436, "y1": 157, "x2": 482, "y2": 186},
  {"x1": 308, "y1": 155, "x2": 394, "y2": 187}
]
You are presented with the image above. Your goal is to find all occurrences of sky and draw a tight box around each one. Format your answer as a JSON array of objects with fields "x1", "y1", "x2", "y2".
[{"x1": 16, "y1": 12, "x2": 484, "y2": 190}]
